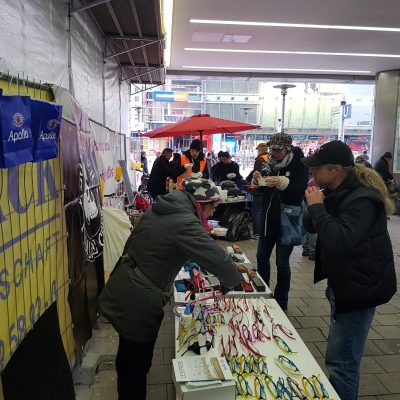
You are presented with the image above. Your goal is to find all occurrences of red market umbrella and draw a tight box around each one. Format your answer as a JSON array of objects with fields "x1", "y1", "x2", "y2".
[{"x1": 142, "y1": 114, "x2": 259, "y2": 141}]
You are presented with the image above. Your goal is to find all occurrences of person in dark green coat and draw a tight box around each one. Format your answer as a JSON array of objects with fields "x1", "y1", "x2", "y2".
[{"x1": 99, "y1": 178, "x2": 240, "y2": 400}]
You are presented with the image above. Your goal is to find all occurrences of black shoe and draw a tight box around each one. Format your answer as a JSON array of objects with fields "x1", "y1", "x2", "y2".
[
  {"x1": 308, "y1": 251, "x2": 315, "y2": 261},
  {"x1": 302, "y1": 249, "x2": 309, "y2": 257}
]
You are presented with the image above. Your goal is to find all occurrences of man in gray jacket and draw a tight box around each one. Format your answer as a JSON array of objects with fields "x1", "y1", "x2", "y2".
[{"x1": 99, "y1": 178, "x2": 240, "y2": 400}]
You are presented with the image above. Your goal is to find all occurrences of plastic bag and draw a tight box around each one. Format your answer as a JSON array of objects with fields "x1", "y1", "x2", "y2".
[
  {"x1": 31, "y1": 99, "x2": 62, "y2": 161},
  {"x1": 225, "y1": 211, "x2": 251, "y2": 241},
  {"x1": 0, "y1": 95, "x2": 32, "y2": 168}
]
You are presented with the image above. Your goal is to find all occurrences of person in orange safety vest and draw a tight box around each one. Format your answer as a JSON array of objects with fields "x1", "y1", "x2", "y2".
[{"x1": 176, "y1": 139, "x2": 208, "y2": 190}]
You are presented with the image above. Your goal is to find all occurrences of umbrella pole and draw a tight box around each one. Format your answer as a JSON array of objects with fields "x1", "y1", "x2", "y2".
[{"x1": 199, "y1": 130, "x2": 203, "y2": 148}]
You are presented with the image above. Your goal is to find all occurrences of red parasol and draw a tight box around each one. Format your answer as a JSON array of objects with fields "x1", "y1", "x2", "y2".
[{"x1": 142, "y1": 114, "x2": 259, "y2": 141}]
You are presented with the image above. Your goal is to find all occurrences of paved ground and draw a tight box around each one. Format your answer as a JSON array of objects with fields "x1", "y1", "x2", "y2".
[{"x1": 75, "y1": 216, "x2": 400, "y2": 400}]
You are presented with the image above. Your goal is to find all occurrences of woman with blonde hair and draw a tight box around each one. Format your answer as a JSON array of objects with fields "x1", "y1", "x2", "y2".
[{"x1": 302, "y1": 140, "x2": 397, "y2": 400}]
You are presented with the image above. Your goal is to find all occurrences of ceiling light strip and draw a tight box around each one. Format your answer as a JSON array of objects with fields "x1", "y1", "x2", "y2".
[
  {"x1": 190, "y1": 19, "x2": 400, "y2": 33},
  {"x1": 182, "y1": 65, "x2": 371, "y2": 73},
  {"x1": 184, "y1": 47, "x2": 400, "y2": 58}
]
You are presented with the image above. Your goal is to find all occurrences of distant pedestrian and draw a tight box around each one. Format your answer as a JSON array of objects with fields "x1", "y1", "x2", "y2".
[{"x1": 374, "y1": 152, "x2": 393, "y2": 182}]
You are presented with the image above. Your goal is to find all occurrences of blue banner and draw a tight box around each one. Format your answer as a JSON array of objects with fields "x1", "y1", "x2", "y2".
[{"x1": 0, "y1": 95, "x2": 32, "y2": 168}]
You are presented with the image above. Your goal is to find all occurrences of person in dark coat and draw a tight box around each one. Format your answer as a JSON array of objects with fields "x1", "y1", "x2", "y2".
[
  {"x1": 99, "y1": 178, "x2": 240, "y2": 400},
  {"x1": 302, "y1": 140, "x2": 397, "y2": 400},
  {"x1": 147, "y1": 148, "x2": 185, "y2": 198},
  {"x1": 252, "y1": 133, "x2": 308, "y2": 310},
  {"x1": 374, "y1": 151, "x2": 393, "y2": 182},
  {"x1": 210, "y1": 151, "x2": 242, "y2": 184},
  {"x1": 140, "y1": 151, "x2": 148, "y2": 174}
]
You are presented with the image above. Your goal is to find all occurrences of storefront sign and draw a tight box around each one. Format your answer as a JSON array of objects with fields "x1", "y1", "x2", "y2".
[{"x1": 148, "y1": 91, "x2": 189, "y2": 102}]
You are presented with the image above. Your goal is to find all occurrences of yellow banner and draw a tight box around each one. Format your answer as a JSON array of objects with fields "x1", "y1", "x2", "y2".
[{"x1": 0, "y1": 150, "x2": 74, "y2": 372}]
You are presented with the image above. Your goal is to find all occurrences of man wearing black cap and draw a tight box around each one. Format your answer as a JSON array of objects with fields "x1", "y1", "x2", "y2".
[
  {"x1": 302, "y1": 140, "x2": 396, "y2": 400},
  {"x1": 176, "y1": 139, "x2": 208, "y2": 189}
]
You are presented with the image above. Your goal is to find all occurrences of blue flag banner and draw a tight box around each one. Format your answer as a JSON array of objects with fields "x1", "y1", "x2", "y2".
[
  {"x1": 0, "y1": 95, "x2": 32, "y2": 168},
  {"x1": 31, "y1": 99, "x2": 62, "y2": 162}
]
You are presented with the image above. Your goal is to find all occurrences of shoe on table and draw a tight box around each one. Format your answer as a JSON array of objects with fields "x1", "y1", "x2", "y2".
[{"x1": 302, "y1": 249, "x2": 309, "y2": 256}]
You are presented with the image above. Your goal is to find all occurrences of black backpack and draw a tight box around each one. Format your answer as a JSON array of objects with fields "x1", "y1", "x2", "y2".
[{"x1": 225, "y1": 212, "x2": 251, "y2": 241}]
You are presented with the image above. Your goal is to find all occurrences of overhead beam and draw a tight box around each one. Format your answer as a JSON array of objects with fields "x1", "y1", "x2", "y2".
[
  {"x1": 121, "y1": 67, "x2": 164, "y2": 83},
  {"x1": 120, "y1": 63, "x2": 162, "y2": 69},
  {"x1": 71, "y1": 0, "x2": 111, "y2": 14},
  {"x1": 106, "y1": 2, "x2": 142, "y2": 83},
  {"x1": 104, "y1": 39, "x2": 163, "y2": 60},
  {"x1": 106, "y1": 35, "x2": 162, "y2": 41}
]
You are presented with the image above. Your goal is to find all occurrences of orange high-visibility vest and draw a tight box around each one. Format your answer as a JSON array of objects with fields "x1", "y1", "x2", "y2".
[
  {"x1": 250, "y1": 153, "x2": 269, "y2": 188},
  {"x1": 177, "y1": 154, "x2": 207, "y2": 190}
]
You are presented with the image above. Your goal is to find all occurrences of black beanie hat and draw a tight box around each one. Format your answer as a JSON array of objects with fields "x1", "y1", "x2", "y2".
[{"x1": 190, "y1": 139, "x2": 202, "y2": 151}]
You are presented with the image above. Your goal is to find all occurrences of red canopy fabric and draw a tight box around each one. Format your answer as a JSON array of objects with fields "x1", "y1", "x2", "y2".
[{"x1": 142, "y1": 114, "x2": 259, "y2": 139}]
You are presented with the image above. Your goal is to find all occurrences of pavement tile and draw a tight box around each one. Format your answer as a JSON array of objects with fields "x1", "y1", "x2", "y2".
[
  {"x1": 90, "y1": 387, "x2": 118, "y2": 400},
  {"x1": 98, "y1": 355, "x2": 116, "y2": 371},
  {"x1": 86, "y1": 336, "x2": 119, "y2": 355},
  {"x1": 360, "y1": 357, "x2": 386, "y2": 374},
  {"x1": 314, "y1": 341, "x2": 327, "y2": 356},
  {"x1": 373, "y1": 339, "x2": 400, "y2": 355},
  {"x1": 289, "y1": 290, "x2": 311, "y2": 298},
  {"x1": 376, "y1": 304, "x2": 400, "y2": 314},
  {"x1": 374, "y1": 355, "x2": 400, "y2": 372},
  {"x1": 373, "y1": 326, "x2": 400, "y2": 339},
  {"x1": 75, "y1": 385, "x2": 94, "y2": 400},
  {"x1": 155, "y1": 333, "x2": 175, "y2": 349},
  {"x1": 295, "y1": 327, "x2": 326, "y2": 342},
  {"x1": 152, "y1": 348, "x2": 164, "y2": 365},
  {"x1": 147, "y1": 364, "x2": 174, "y2": 384},
  {"x1": 296, "y1": 316, "x2": 329, "y2": 329},
  {"x1": 305, "y1": 342, "x2": 323, "y2": 358},
  {"x1": 93, "y1": 370, "x2": 117, "y2": 388},
  {"x1": 298, "y1": 306, "x2": 331, "y2": 317},
  {"x1": 285, "y1": 306, "x2": 305, "y2": 317},
  {"x1": 359, "y1": 373, "x2": 390, "y2": 396},
  {"x1": 373, "y1": 314, "x2": 400, "y2": 326},
  {"x1": 367, "y1": 328, "x2": 384, "y2": 340},
  {"x1": 376, "y1": 373, "x2": 400, "y2": 393},
  {"x1": 364, "y1": 340, "x2": 386, "y2": 356},
  {"x1": 163, "y1": 347, "x2": 175, "y2": 364},
  {"x1": 146, "y1": 384, "x2": 167, "y2": 400},
  {"x1": 167, "y1": 383, "x2": 177, "y2": 400},
  {"x1": 287, "y1": 316, "x2": 302, "y2": 329},
  {"x1": 376, "y1": 395, "x2": 400, "y2": 400}
]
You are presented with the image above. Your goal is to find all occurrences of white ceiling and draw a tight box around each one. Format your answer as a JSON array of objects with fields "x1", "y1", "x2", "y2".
[{"x1": 168, "y1": 0, "x2": 400, "y2": 82}]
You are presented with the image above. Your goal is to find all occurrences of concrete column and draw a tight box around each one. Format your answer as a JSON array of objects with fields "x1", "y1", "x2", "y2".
[{"x1": 371, "y1": 70, "x2": 400, "y2": 172}]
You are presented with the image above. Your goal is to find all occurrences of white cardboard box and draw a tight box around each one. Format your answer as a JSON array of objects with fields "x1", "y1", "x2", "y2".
[{"x1": 173, "y1": 372, "x2": 235, "y2": 400}]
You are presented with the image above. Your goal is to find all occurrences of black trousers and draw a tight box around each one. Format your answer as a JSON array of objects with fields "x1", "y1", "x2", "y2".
[{"x1": 115, "y1": 335, "x2": 156, "y2": 400}]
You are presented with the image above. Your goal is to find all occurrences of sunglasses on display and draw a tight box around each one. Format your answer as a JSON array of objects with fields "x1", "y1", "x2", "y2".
[
  {"x1": 275, "y1": 355, "x2": 302, "y2": 376},
  {"x1": 181, "y1": 335, "x2": 215, "y2": 356}
]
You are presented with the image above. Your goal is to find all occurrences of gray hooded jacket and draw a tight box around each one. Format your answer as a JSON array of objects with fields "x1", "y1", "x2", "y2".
[{"x1": 99, "y1": 190, "x2": 240, "y2": 342}]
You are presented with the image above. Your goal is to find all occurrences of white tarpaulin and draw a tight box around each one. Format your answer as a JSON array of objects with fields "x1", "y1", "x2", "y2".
[
  {"x1": 90, "y1": 121, "x2": 122, "y2": 196},
  {"x1": 103, "y1": 207, "x2": 131, "y2": 271}
]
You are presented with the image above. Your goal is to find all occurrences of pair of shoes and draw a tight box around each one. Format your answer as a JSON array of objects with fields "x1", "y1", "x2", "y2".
[
  {"x1": 251, "y1": 234, "x2": 259, "y2": 239},
  {"x1": 302, "y1": 249, "x2": 309, "y2": 256},
  {"x1": 308, "y1": 251, "x2": 315, "y2": 261}
]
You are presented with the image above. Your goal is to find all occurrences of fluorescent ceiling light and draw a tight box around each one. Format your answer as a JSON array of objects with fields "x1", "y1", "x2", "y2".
[
  {"x1": 182, "y1": 66, "x2": 371, "y2": 74},
  {"x1": 162, "y1": 0, "x2": 174, "y2": 67},
  {"x1": 185, "y1": 47, "x2": 400, "y2": 58},
  {"x1": 190, "y1": 19, "x2": 400, "y2": 33}
]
